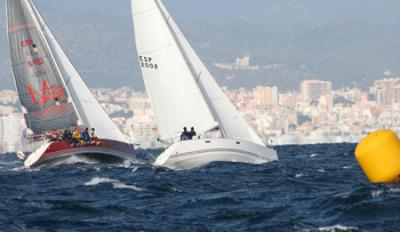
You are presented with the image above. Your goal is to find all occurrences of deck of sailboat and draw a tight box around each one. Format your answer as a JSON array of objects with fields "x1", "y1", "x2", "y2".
[{"x1": 23, "y1": 139, "x2": 135, "y2": 168}]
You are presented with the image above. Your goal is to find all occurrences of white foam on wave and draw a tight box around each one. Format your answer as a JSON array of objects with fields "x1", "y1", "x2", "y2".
[
  {"x1": 295, "y1": 173, "x2": 305, "y2": 178},
  {"x1": 11, "y1": 166, "x2": 25, "y2": 172},
  {"x1": 317, "y1": 169, "x2": 326, "y2": 173},
  {"x1": 318, "y1": 224, "x2": 358, "y2": 231},
  {"x1": 371, "y1": 189, "x2": 384, "y2": 198},
  {"x1": 310, "y1": 153, "x2": 319, "y2": 158},
  {"x1": 51, "y1": 155, "x2": 99, "y2": 167},
  {"x1": 84, "y1": 176, "x2": 146, "y2": 192},
  {"x1": 371, "y1": 187, "x2": 400, "y2": 198},
  {"x1": 388, "y1": 188, "x2": 400, "y2": 193},
  {"x1": 113, "y1": 182, "x2": 145, "y2": 191},
  {"x1": 84, "y1": 177, "x2": 115, "y2": 186}
]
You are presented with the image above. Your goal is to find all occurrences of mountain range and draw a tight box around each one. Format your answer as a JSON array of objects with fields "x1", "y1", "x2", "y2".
[{"x1": 1, "y1": 0, "x2": 400, "y2": 91}]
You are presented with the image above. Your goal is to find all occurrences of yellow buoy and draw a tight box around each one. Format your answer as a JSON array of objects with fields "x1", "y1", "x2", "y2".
[{"x1": 355, "y1": 129, "x2": 400, "y2": 183}]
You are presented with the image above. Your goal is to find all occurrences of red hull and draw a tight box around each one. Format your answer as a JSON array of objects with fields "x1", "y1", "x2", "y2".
[{"x1": 24, "y1": 139, "x2": 135, "y2": 168}]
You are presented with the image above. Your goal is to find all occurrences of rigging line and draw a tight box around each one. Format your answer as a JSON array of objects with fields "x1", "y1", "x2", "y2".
[{"x1": 195, "y1": 71, "x2": 202, "y2": 84}]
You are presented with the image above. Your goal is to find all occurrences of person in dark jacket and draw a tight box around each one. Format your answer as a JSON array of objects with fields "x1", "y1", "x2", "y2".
[
  {"x1": 188, "y1": 127, "x2": 197, "y2": 140},
  {"x1": 180, "y1": 127, "x2": 190, "y2": 141},
  {"x1": 62, "y1": 129, "x2": 72, "y2": 143}
]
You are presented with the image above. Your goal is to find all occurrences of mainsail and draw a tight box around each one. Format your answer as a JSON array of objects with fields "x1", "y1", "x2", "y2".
[
  {"x1": 6, "y1": 0, "x2": 127, "y2": 142},
  {"x1": 6, "y1": 0, "x2": 78, "y2": 133},
  {"x1": 131, "y1": 0, "x2": 218, "y2": 141},
  {"x1": 131, "y1": 0, "x2": 265, "y2": 146},
  {"x1": 29, "y1": 0, "x2": 127, "y2": 142}
]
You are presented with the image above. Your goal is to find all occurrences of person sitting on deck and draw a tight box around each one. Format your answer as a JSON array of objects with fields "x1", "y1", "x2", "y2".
[
  {"x1": 180, "y1": 127, "x2": 190, "y2": 141},
  {"x1": 48, "y1": 130, "x2": 60, "y2": 142},
  {"x1": 80, "y1": 128, "x2": 90, "y2": 145},
  {"x1": 90, "y1": 128, "x2": 101, "y2": 145},
  {"x1": 62, "y1": 129, "x2": 72, "y2": 143},
  {"x1": 188, "y1": 127, "x2": 197, "y2": 140},
  {"x1": 72, "y1": 128, "x2": 82, "y2": 146}
]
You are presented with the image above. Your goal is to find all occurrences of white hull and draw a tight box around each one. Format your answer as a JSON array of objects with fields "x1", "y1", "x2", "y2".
[{"x1": 155, "y1": 139, "x2": 278, "y2": 170}]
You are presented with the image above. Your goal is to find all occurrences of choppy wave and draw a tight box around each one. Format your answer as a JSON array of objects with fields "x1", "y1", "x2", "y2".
[
  {"x1": 318, "y1": 225, "x2": 359, "y2": 232},
  {"x1": 0, "y1": 144, "x2": 399, "y2": 231},
  {"x1": 84, "y1": 176, "x2": 146, "y2": 192}
]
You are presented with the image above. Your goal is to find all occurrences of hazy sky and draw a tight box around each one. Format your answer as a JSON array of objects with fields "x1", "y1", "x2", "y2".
[
  {"x1": 1, "y1": 0, "x2": 400, "y2": 90},
  {"x1": 29, "y1": 0, "x2": 400, "y2": 24}
]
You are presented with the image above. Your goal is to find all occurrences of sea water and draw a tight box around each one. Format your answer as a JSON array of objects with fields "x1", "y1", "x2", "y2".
[{"x1": 0, "y1": 144, "x2": 398, "y2": 231}]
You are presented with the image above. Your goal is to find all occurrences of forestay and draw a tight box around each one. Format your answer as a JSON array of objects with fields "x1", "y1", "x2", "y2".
[
  {"x1": 29, "y1": 0, "x2": 127, "y2": 142},
  {"x1": 6, "y1": 0, "x2": 78, "y2": 134},
  {"x1": 131, "y1": 0, "x2": 218, "y2": 141}
]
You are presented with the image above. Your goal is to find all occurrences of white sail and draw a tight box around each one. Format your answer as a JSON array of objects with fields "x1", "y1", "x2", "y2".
[
  {"x1": 132, "y1": 0, "x2": 265, "y2": 146},
  {"x1": 30, "y1": 0, "x2": 127, "y2": 142},
  {"x1": 131, "y1": 0, "x2": 218, "y2": 141}
]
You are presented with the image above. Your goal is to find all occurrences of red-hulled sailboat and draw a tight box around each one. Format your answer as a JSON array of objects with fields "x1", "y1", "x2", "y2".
[{"x1": 6, "y1": 0, "x2": 135, "y2": 168}]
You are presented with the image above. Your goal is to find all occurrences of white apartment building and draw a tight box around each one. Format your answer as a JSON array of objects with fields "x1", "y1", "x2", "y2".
[{"x1": 0, "y1": 113, "x2": 26, "y2": 153}]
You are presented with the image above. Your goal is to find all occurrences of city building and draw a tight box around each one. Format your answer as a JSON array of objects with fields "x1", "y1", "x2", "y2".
[
  {"x1": 253, "y1": 86, "x2": 278, "y2": 106},
  {"x1": 300, "y1": 80, "x2": 332, "y2": 103},
  {"x1": 1, "y1": 74, "x2": 400, "y2": 148},
  {"x1": 370, "y1": 78, "x2": 400, "y2": 106}
]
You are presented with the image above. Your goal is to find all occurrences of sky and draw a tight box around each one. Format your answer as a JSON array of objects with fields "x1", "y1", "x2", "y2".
[
  {"x1": 1, "y1": 0, "x2": 400, "y2": 90},
  {"x1": 31, "y1": 0, "x2": 400, "y2": 25}
]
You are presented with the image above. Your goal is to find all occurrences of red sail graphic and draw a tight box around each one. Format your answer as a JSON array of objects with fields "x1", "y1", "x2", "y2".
[{"x1": 26, "y1": 81, "x2": 64, "y2": 107}]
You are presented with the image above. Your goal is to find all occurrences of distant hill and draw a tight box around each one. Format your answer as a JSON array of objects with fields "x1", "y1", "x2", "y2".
[{"x1": 1, "y1": 0, "x2": 400, "y2": 91}]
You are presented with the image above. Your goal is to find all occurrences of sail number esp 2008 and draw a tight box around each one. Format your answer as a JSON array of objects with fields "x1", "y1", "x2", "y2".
[{"x1": 139, "y1": 56, "x2": 158, "y2": 70}]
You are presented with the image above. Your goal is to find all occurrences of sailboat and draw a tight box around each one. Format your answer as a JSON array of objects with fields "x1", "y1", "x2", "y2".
[
  {"x1": 6, "y1": 0, "x2": 135, "y2": 168},
  {"x1": 131, "y1": 0, "x2": 278, "y2": 170}
]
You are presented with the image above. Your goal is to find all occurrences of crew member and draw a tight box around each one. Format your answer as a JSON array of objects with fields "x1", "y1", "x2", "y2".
[
  {"x1": 91, "y1": 128, "x2": 101, "y2": 145},
  {"x1": 72, "y1": 128, "x2": 82, "y2": 146},
  {"x1": 188, "y1": 127, "x2": 197, "y2": 140},
  {"x1": 180, "y1": 127, "x2": 190, "y2": 141},
  {"x1": 62, "y1": 129, "x2": 72, "y2": 143}
]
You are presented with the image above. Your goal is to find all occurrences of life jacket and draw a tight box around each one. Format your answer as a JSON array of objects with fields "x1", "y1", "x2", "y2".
[{"x1": 72, "y1": 131, "x2": 81, "y2": 139}]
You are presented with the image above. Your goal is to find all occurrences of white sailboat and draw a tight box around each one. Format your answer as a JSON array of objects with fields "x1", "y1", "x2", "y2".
[
  {"x1": 131, "y1": 0, "x2": 278, "y2": 170},
  {"x1": 6, "y1": 0, "x2": 135, "y2": 167}
]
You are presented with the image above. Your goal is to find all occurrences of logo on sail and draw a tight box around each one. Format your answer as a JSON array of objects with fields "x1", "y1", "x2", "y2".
[{"x1": 26, "y1": 81, "x2": 64, "y2": 107}]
